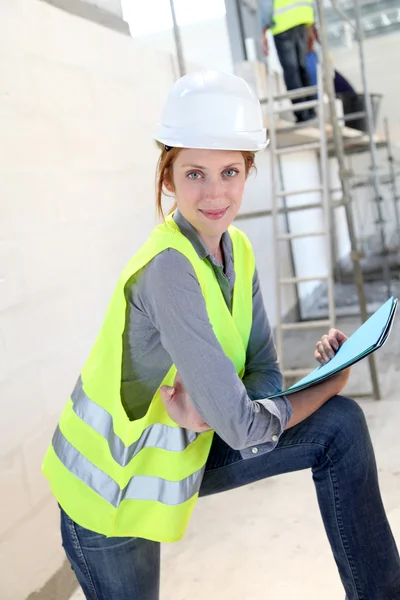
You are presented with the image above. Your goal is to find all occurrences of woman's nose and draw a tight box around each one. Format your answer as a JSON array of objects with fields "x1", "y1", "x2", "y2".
[{"x1": 204, "y1": 180, "x2": 223, "y2": 201}]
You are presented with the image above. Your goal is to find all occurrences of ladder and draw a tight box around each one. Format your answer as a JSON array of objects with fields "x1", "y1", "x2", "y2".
[
  {"x1": 267, "y1": 65, "x2": 336, "y2": 384},
  {"x1": 266, "y1": 51, "x2": 381, "y2": 399}
]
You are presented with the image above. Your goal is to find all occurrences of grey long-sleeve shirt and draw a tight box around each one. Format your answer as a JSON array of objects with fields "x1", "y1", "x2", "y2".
[
  {"x1": 260, "y1": 0, "x2": 275, "y2": 29},
  {"x1": 121, "y1": 210, "x2": 292, "y2": 459}
]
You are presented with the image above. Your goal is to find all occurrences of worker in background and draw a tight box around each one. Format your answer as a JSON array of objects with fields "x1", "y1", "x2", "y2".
[
  {"x1": 260, "y1": 0, "x2": 316, "y2": 122},
  {"x1": 306, "y1": 24, "x2": 357, "y2": 94},
  {"x1": 42, "y1": 70, "x2": 400, "y2": 599}
]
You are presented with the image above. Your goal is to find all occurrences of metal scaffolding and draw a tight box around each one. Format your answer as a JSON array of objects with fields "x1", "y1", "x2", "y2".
[
  {"x1": 330, "y1": 0, "x2": 392, "y2": 294},
  {"x1": 315, "y1": 0, "x2": 381, "y2": 397}
]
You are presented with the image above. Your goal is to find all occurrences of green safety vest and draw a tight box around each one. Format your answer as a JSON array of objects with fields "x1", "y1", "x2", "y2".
[
  {"x1": 272, "y1": 0, "x2": 314, "y2": 36},
  {"x1": 42, "y1": 215, "x2": 255, "y2": 542}
]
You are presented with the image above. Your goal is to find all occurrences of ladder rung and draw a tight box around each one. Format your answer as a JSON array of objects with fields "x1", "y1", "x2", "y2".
[
  {"x1": 281, "y1": 319, "x2": 332, "y2": 331},
  {"x1": 279, "y1": 275, "x2": 329, "y2": 284},
  {"x1": 343, "y1": 111, "x2": 367, "y2": 122},
  {"x1": 276, "y1": 186, "x2": 323, "y2": 198},
  {"x1": 280, "y1": 202, "x2": 323, "y2": 213},
  {"x1": 235, "y1": 201, "x2": 324, "y2": 221},
  {"x1": 273, "y1": 99, "x2": 318, "y2": 113},
  {"x1": 276, "y1": 142, "x2": 321, "y2": 155},
  {"x1": 283, "y1": 368, "x2": 312, "y2": 378},
  {"x1": 277, "y1": 231, "x2": 326, "y2": 241},
  {"x1": 275, "y1": 118, "x2": 320, "y2": 134},
  {"x1": 270, "y1": 86, "x2": 318, "y2": 101}
]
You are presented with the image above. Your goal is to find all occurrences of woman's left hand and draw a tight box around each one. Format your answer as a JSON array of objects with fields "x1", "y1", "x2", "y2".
[
  {"x1": 314, "y1": 328, "x2": 348, "y2": 365},
  {"x1": 160, "y1": 373, "x2": 211, "y2": 432}
]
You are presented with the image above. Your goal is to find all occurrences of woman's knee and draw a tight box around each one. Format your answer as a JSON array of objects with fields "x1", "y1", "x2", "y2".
[{"x1": 321, "y1": 395, "x2": 372, "y2": 459}]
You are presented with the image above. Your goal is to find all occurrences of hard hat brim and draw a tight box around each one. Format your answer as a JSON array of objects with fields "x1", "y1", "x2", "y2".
[{"x1": 154, "y1": 129, "x2": 269, "y2": 152}]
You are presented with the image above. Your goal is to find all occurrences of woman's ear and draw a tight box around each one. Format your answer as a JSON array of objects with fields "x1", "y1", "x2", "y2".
[{"x1": 163, "y1": 168, "x2": 175, "y2": 194}]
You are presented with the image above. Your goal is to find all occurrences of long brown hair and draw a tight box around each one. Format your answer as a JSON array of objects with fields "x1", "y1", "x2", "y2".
[{"x1": 155, "y1": 147, "x2": 256, "y2": 220}]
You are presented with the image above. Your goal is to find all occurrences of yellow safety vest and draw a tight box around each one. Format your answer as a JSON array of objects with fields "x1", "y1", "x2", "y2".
[
  {"x1": 42, "y1": 215, "x2": 255, "y2": 542},
  {"x1": 271, "y1": 0, "x2": 314, "y2": 36}
]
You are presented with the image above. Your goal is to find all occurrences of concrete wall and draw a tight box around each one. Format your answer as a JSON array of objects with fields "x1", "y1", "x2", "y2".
[
  {"x1": 0, "y1": 1, "x2": 176, "y2": 598},
  {"x1": 85, "y1": 0, "x2": 123, "y2": 18},
  {"x1": 132, "y1": 16, "x2": 234, "y2": 74},
  {"x1": 41, "y1": 0, "x2": 129, "y2": 34}
]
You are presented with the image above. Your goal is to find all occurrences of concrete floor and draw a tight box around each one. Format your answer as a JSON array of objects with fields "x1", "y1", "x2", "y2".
[{"x1": 69, "y1": 310, "x2": 400, "y2": 600}]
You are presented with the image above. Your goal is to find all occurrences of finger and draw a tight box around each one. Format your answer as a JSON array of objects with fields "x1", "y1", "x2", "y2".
[
  {"x1": 316, "y1": 341, "x2": 329, "y2": 363},
  {"x1": 336, "y1": 329, "x2": 348, "y2": 345},
  {"x1": 316, "y1": 341, "x2": 327, "y2": 363},
  {"x1": 160, "y1": 385, "x2": 175, "y2": 403},
  {"x1": 329, "y1": 328, "x2": 348, "y2": 347},
  {"x1": 327, "y1": 331, "x2": 339, "y2": 352},
  {"x1": 321, "y1": 335, "x2": 335, "y2": 359},
  {"x1": 198, "y1": 423, "x2": 212, "y2": 432},
  {"x1": 314, "y1": 349, "x2": 324, "y2": 365},
  {"x1": 174, "y1": 373, "x2": 184, "y2": 393}
]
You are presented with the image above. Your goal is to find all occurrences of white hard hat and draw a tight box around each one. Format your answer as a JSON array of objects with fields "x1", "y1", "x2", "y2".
[{"x1": 154, "y1": 70, "x2": 268, "y2": 152}]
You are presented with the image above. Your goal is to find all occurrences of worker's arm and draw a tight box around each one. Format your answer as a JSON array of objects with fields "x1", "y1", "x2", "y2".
[
  {"x1": 285, "y1": 367, "x2": 350, "y2": 429},
  {"x1": 161, "y1": 311, "x2": 350, "y2": 440},
  {"x1": 241, "y1": 268, "x2": 284, "y2": 400},
  {"x1": 260, "y1": 0, "x2": 274, "y2": 55},
  {"x1": 261, "y1": 27, "x2": 269, "y2": 56},
  {"x1": 139, "y1": 250, "x2": 292, "y2": 452},
  {"x1": 161, "y1": 365, "x2": 351, "y2": 434}
]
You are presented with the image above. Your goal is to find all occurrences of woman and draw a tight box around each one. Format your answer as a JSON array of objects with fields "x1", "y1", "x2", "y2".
[{"x1": 43, "y1": 70, "x2": 400, "y2": 599}]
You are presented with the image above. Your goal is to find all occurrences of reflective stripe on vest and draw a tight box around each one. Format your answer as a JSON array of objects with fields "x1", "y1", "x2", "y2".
[
  {"x1": 52, "y1": 427, "x2": 205, "y2": 506},
  {"x1": 42, "y1": 216, "x2": 255, "y2": 542},
  {"x1": 274, "y1": 1, "x2": 313, "y2": 16},
  {"x1": 271, "y1": 0, "x2": 314, "y2": 35},
  {"x1": 70, "y1": 376, "x2": 200, "y2": 466}
]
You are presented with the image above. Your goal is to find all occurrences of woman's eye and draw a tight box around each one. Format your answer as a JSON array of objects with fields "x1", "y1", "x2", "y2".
[
  {"x1": 224, "y1": 169, "x2": 238, "y2": 177},
  {"x1": 187, "y1": 172, "x2": 202, "y2": 180}
]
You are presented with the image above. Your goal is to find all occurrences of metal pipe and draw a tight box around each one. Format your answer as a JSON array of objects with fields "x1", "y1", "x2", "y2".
[
  {"x1": 330, "y1": 0, "x2": 355, "y2": 33},
  {"x1": 267, "y1": 62, "x2": 285, "y2": 375},
  {"x1": 169, "y1": 0, "x2": 186, "y2": 77},
  {"x1": 273, "y1": 98, "x2": 319, "y2": 113},
  {"x1": 235, "y1": 200, "x2": 340, "y2": 221},
  {"x1": 353, "y1": 0, "x2": 391, "y2": 296},
  {"x1": 384, "y1": 117, "x2": 400, "y2": 246},
  {"x1": 317, "y1": 0, "x2": 381, "y2": 399},
  {"x1": 277, "y1": 149, "x2": 302, "y2": 322},
  {"x1": 342, "y1": 111, "x2": 368, "y2": 121},
  {"x1": 317, "y1": 62, "x2": 336, "y2": 329},
  {"x1": 235, "y1": 0, "x2": 248, "y2": 60},
  {"x1": 260, "y1": 85, "x2": 318, "y2": 102}
]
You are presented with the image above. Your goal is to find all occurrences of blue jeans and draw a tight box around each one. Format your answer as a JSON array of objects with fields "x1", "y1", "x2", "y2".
[
  {"x1": 60, "y1": 396, "x2": 400, "y2": 599},
  {"x1": 274, "y1": 24, "x2": 315, "y2": 122}
]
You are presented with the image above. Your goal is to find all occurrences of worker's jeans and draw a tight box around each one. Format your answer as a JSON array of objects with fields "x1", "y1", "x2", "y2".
[
  {"x1": 60, "y1": 395, "x2": 400, "y2": 600},
  {"x1": 274, "y1": 24, "x2": 315, "y2": 122}
]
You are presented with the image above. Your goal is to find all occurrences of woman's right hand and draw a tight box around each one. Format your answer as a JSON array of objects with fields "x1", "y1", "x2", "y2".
[{"x1": 160, "y1": 373, "x2": 211, "y2": 432}]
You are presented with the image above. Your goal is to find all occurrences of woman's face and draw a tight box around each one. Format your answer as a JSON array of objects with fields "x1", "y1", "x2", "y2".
[{"x1": 167, "y1": 149, "x2": 247, "y2": 238}]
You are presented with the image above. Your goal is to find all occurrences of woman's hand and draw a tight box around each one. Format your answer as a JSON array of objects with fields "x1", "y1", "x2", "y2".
[
  {"x1": 160, "y1": 373, "x2": 211, "y2": 432},
  {"x1": 314, "y1": 328, "x2": 350, "y2": 395},
  {"x1": 314, "y1": 328, "x2": 348, "y2": 365}
]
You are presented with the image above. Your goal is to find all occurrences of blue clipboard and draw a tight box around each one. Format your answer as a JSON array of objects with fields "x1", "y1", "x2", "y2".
[{"x1": 267, "y1": 296, "x2": 398, "y2": 399}]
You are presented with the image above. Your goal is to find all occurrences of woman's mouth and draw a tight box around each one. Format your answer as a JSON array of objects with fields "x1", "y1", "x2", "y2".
[{"x1": 199, "y1": 208, "x2": 228, "y2": 220}]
